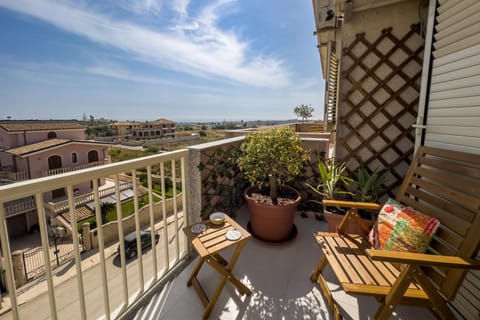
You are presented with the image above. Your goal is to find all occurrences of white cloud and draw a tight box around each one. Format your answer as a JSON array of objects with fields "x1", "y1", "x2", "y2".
[
  {"x1": 0, "y1": 54, "x2": 227, "y2": 93},
  {"x1": 170, "y1": 0, "x2": 190, "y2": 16},
  {"x1": 84, "y1": 63, "x2": 225, "y2": 92},
  {"x1": 0, "y1": 0, "x2": 289, "y2": 88},
  {"x1": 116, "y1": 0, "x2": 163, "y2": 15},
  {"x1": 85, "y1": 65, "x2": 171, "y2": 85}
]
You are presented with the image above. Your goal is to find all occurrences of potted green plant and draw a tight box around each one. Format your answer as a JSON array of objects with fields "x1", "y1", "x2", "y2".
[
  {"x1": 307, "y1": 158, "x2": 357, "y2": 232},
  {"x1": 352, "y1": 167, "x2": 387, "y2": 202},
  {"x1": 238, "y1": 127, "x2": 310, "y2": 242},
  {"x1": 308, "y1": 158, "x2": 353, "y2": 201},
  {"x1": 308, "y1": 160, "x2": 387, "y2": 233},
  {"x1": 351, "y1": 166, "x2": 388, "y2": 220}
]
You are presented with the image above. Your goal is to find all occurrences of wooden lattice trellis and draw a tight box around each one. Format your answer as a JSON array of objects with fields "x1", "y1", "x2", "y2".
[{"x1": 337, "y1": 23, "x2": 424, "y2": 197}]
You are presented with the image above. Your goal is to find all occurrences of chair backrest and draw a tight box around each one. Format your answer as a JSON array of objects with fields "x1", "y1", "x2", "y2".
[{"x1": 396, "y1": 146, "x2": 480, "y2": 300}]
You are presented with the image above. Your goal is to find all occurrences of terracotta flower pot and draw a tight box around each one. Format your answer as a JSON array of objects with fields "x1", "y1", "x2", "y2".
[
  {"x1": 244, "y1": 186, "x2": 301, "y2": 242},
  {"x1": 323, "y1": 209, "x2": 374, "y2": 235}
]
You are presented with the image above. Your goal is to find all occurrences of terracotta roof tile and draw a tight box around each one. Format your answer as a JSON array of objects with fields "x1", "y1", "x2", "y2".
[
  {"x1": 6, "y1": 139, "x2": 109, "y2": 157},
  {"x1": 111, "y1": 121, "x2": 142, "y2": 126},
  {"x1": 0, "y1": 120, "x2": 85, "y2": 132},
  {"x1": 150, "y1": 118, "x2": 175, "y2": 124},
  {"x1": 6, "y1": 139, "x2": 71, "y2": 156}
]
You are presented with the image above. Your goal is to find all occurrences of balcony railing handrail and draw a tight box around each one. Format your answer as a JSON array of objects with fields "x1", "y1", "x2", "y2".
[
  {"x1": 42, "y1": 160, "x2": 107, "y2": 177},
  {"x1": 0, "y1": 149, "x2": 189, "y2": 203}
]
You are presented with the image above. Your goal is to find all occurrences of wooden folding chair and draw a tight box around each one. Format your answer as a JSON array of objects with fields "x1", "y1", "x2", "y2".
[{"x1": 310, "y1": 146, "x2": 480, "y2": 319}]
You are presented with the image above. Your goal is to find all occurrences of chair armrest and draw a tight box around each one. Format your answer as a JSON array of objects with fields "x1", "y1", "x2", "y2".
[
  {"x1": 366, "y1": 249, "x2": 480, "y2": 269},
  {"x1": 323, "y1": 199, "x2": 382, "y2": 211}
]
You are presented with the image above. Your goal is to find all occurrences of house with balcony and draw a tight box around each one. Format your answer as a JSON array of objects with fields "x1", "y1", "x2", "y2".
[
  {"x1": 0, "y1": 1, "x2": 479, "y2": 319},
  {"x1": 0, "y1": 120, "x2": 110, "y2": 236},
  {"x1": 131, "y1": 118, "x2": 176, "y2": 139},
  {"x1": 110, "y1": 121, "x2": 142, "y2": 137}
]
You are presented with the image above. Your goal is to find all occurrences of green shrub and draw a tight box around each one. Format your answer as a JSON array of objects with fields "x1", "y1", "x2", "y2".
[{"x1": 238, "y1": 127, "x2": 310, "y2": 203}]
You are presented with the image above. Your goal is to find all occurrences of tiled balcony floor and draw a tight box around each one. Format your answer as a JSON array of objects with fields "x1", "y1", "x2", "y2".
[{"x1": 135, "y1": 207, "x2": 438, "y2": 320}]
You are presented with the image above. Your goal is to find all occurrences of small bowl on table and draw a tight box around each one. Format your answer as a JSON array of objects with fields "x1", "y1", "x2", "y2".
[{"x1": 209, "y1": 212, "x2": 225, "y2": 226}]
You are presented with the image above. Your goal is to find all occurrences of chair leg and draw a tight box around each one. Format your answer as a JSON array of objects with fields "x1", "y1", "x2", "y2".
[
  {"x1": 375, "y1": 265, "x2": 413, "y2": 320},
  {"x1": 311, "y1": 255, "x2": 343, "y2": 319},
  {"x1": 310, "y1": 255, "x2": 328, "y2": 282},
  {"x1": 316, "y1": 270, "x2": 343, "y2": 320},
  {"x1": 412, "y1": 267, "x2": 456, "y2": 320}
]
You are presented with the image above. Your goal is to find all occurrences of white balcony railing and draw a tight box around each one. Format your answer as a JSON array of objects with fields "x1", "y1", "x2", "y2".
[
  {"x1": 4, "y1": 198, "x2": 36, "y2": 217},
  {"x1": 0, "y1": 171, "x2": 29, "y2": 182},
  {"x1": 0, "y1": 149, "x2": 190, "y2": 320},
  {"x1": 42, "y1": 160, "x2": 107, "y2": 177}
]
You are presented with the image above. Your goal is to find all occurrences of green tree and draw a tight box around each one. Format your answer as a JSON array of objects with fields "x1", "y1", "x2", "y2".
[
  {"x1": 294, "y1": 104, "x2": 314, "y2": 122},
  {"x1": 144, "y1": 144, "x2": 159, "y2": 153},
  {"x1": 100, "y1": 202, "x2": 115, "y2": 224},
  {"x1": 238, "y1": 127, "x2": 310, "y2": 204}
]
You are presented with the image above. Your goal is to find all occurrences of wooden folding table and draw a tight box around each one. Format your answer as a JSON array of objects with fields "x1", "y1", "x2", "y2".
[{"x1": 183, "y1": 215, "x2": 252, "y2": 319}]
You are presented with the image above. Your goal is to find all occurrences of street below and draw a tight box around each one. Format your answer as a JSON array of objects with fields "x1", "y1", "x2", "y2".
[{"x1": 0, "y1": 217, "x2": 186, "y2": 320}]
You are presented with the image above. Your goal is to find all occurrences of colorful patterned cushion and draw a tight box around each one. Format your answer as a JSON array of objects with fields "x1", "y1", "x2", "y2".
[{"x1": 370, "y1": 198, "x2": 440, "y2": 253}]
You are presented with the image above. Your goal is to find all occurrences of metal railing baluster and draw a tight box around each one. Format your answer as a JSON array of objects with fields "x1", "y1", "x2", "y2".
[
  {"x1": 132, "y1": 170, "x2": 144, "y2": 294},
  {"x1": 35, "y1": 193, "x2": 57, "y2": 320},
  {"x1": 115, "y1": 175, "x2": 129, "y2": 308},
  {"x1": 181, "y1": 156, "x2": 189, "y2": 254},
  {"x1": 93, "y1": 179, "x2": 111, "y2": 319},
  {"x1": 0, "y1": 204, "x2": 19, "y2": 320},
  {"x1": 160, "y1": 162, "x2": 169, "y2": 273},
  {"x1": 171, "y1": 159, "x2": 180, "y2": 262},
  {"x1": 147, "y1": 165, "x2": 158, "y2": 281},
  {"x1": 67, "y1": 185, "x2": 87, "y2": 320}
]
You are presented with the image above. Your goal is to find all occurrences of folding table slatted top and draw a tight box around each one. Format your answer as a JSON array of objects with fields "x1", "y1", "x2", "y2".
[{"x1": 183, "y1": 215, "x2": 252, "y2": 319}]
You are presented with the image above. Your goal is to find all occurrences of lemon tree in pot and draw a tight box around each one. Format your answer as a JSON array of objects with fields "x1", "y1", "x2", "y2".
[{"x1": 238, "y1": 127, "x2": 310, "y2": 242}]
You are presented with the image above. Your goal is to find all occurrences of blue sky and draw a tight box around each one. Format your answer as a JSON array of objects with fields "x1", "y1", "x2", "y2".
[{"x1": 0, "y1": 0, "x2": 324, "y2": 122}]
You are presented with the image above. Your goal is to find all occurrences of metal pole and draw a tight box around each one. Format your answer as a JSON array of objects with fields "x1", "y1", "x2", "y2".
[
  {"x1": 67, "y1": 185, "x2": 87, "y2": 320},
  {"x1": 93, "y1": 179, "x2": 111, "y2": 319},
  {"x1": 53, "y1": 233, "x2": 60, "y2": 267},
  {"x1": 35, "y1": 193, "x2": 58, "y2": 320}
]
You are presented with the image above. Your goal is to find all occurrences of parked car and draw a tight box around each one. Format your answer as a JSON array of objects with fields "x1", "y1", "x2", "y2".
[{"x1": 118, "y1": 230, "x2": 160, "y2": 259}]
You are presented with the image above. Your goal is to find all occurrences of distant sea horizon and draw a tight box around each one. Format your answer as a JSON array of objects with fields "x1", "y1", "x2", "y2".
[{"x1": 1, "y1": 117, "x2": 317, "y2": 124}]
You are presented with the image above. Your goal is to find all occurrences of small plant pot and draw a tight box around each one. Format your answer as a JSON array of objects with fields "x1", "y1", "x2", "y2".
[{"x1": 323, "y1": 209, "x2": 374, "y2": 235}]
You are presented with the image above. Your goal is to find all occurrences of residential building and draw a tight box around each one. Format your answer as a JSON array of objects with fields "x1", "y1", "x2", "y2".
[
  {"x1": 0, "y1": 120, "x2": 110, "y2": 236},
  {"x1": 110, "y1": 121, "x2": 142, "y2": 137},
  {"x1": 131, "y1": 118, "x2": 176, "y2": 138}
]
